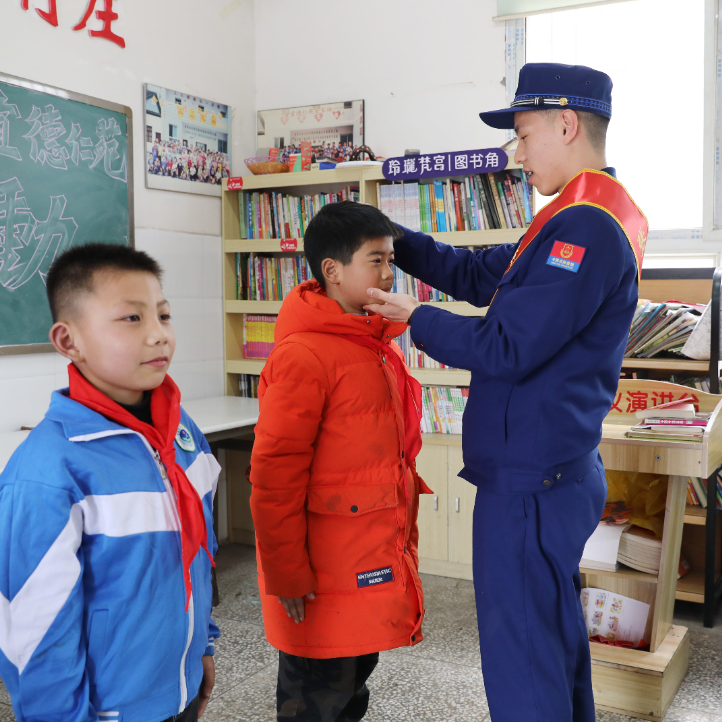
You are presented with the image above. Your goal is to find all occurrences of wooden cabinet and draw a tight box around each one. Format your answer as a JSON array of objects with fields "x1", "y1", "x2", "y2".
[{"x1": 415, "y1": 437, "x2": 475, "y2": 580}]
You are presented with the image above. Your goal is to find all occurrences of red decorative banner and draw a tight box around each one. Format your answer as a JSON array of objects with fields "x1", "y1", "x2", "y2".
[
  {"x1": 280, "y1": 239, "x2": 297, "y2": 252},
  {"x1": 227, "y1": 177, "x2": 243, "y2": 190}
]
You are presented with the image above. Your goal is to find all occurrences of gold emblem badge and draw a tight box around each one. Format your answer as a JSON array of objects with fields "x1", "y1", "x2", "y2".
[
  {"x1": 561, "y1": 243, "x2": 574, "y2": 259},
  {"x1": 637, "y1": 229, "x2": 647, "y2": 255},
  {"x1": 559, "y1": 98, "x2": 568, "y2": 106}
]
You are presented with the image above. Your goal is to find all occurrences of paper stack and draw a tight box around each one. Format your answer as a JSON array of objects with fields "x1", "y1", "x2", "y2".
[{"x1": 625, "y1": 397, "x2": 710, "y2": 444}]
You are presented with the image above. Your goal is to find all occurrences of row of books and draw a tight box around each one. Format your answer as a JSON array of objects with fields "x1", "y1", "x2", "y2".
[
  {"x1": 687, "y1": 476, "x2": 722, "y2": 509},
  {"x1": 237, "y1": 253, "x2": 313, "y2": 301},
  {"x1": 238, "y1": 186, "x2": 360, "y2": 239},
  {"x1": 378, "y1": 171, "x2": 533, "y2": 233},
  {"x1": 681, "y1": 376, "x2": 712, "y2": 394},
  {"x1": 420, "y1": 386, "x2": 469, "y2": 434},
  {"x1": 239, "y1": 374, "x2": 261, "y2": 399},
  {"x1": 625, "y1": 302, "x2": 702, "y2": 359},
  {"x1": 396, "y1": 328, "x2": 455, "y2": 370},
  {"x1": 243, "y1": 315, "x2": 276, "y2": 360},
  {"x1": 391, "y1": 266, "x2": 454, "y2": 302}
]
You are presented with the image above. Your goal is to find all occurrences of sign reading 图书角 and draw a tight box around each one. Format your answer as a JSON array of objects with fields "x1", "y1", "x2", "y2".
[
  {"x1": 0, "y1": 74, "x2": 133, "y2": 353},
  {"x1": 382, "y1": 148, "x2": 508, "y2": 182}
]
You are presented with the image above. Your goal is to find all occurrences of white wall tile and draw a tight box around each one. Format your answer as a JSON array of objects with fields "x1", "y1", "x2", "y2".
[
  {"x1": 0, "y1": 352, "x2": 55, "y2": 380},
  {"x1": 202, "y1": 236, "x2": 223, "y2": 300},
  {"x1": 136, "y1": 229, "x2": 204, "y2": 300},
  {"x1": 167, "y1": 298, "x2": 206, "y2": 365},
  {"x1": 171, "y1": 361, "x2": 207, "y2": 402},
  {"x1": 0, "y1": 375, "x2": 56, "y2": 432},
  {"x1": 202, "y1": 299, "x2": 224, "y2": 362},
  {"x1": 204, "y1": 359, "x2": 224, "y2": 398}
]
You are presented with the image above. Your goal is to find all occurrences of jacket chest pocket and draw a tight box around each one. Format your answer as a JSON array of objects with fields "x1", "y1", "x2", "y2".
[{"x1": 306, "y1": 483, "x2": 403, "y2": 593}]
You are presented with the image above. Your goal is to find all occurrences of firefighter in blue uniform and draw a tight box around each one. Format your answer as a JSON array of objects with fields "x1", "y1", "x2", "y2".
[{"x1": 364, "y1": 63, "x2": 648, "y2": 722}]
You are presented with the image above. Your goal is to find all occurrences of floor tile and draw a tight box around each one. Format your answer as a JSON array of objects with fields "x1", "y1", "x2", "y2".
[
  {"x1": 663, "y1": 708, "x2": 722, "y2": 722},
  {"x1": 202, "y1": 664, "x2": 277, "y2": 722},
  {"x1": 0, "y1": 705, "x2": 15, "y2": 722},
  {"x1": 666, "y1": 628, "x2": 722, "y2": 713},
  {"x1": 394, "y1": 572, "x2": 481, "y2": 668},
  {"x1": 214, "y1": 543, "x2": 265, "y2": 627},
  {"x1": 0, "y1": 682, "x2": 8, "y2": 706},
  {"x1": 364, "y1": 650, "x2": 489, "y2": 722},
  {"x1": 211, "y1": 617, "x2": 277, "y2": 699}
]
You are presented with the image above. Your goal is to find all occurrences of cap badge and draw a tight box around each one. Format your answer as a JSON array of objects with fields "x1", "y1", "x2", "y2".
[{"x1": 559, "y1": 98, "x2": 568, "y2": 106}]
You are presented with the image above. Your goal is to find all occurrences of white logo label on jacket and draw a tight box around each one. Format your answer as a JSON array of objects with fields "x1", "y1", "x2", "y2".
[{"x1": 175, "y1": 423, "x2": 196, "y2": 452}]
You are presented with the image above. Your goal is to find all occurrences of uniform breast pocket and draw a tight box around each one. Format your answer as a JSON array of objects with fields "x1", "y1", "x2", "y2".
[{"x1": 306, "y1": 483, "x2": 403, "y2": 593}]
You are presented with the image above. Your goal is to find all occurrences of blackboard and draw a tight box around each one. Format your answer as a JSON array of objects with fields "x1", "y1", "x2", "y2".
[{"x1": 0, "y1": 74, "x2": 134, "y2": 353}]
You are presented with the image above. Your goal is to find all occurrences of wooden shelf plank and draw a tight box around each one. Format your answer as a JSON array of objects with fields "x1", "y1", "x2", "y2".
[
  {"x1": 683, "y1": 505, "x2": 710, "y2": 525},
  {"x1": 225, "y1": 300, "x2": 283, "y2": 314},
  {"x1": 224, "y1": 167, "x2": 368, "y2": 191},
  {"x1": 224, "y1": 238, "x2": 305, "y2": 253},
  {"x1": 226, "y1": 359, "x2": 266, "y2": 375},
  {"x1": 410, "y1": 368, "x2": 471, "y2": 386},
  {"x1": 225, "y1": 359, "x2": 473, "y2": 389},
  {"x1": 224, "y1": 299, "x2": 484, "y2": 316},
  {"x1": 580, "y1": 565, "x2": 659, "y2": 583},
  {"x1": 621, "y1": 358, "x2": 710, "y2": 372},
  {"x1": 223, "y1": 229, "x2": 521, "y2": 253},
  {"x1": 674, "y1": 568, "x2": 720, "y2": 603}
]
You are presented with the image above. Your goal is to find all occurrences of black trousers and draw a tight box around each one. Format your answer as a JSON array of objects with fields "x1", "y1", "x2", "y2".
[
  {"x1": 277, "y1": 651, "x2": 379, "y2": 722},
  {"x1": 160, "y1": 695, "x2": 199, "y2": 722}
]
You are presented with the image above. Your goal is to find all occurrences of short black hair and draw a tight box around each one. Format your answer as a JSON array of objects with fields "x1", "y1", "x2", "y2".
[
  {"x1": 538, "y1": 108, "x2": 610, "y2": 153},
  {"x1": 46, "y1": 243, "x2": 163, "y2": 322},
  {"x1": 303, "y1": 201, "x2": 398, "y2": 289}
]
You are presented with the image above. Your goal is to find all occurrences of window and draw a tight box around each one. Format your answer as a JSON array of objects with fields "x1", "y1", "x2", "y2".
[{"x1": 526, "y1": 0, "x2": 704, "y2": 232}]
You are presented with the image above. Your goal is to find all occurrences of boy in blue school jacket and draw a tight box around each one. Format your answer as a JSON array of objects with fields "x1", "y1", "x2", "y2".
[{"x1": 0, "y1": 244, "x2": 220, "y2": 722}]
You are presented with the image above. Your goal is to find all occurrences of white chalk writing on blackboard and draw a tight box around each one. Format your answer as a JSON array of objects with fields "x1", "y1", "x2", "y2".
[
  {"x1": 0, "y1": 177, "x2": 78, "y2": 291},
  {"x1": 0, "y1": 90, "x2": 22, "y2": 162},
  {"x1": 18, "y1": 104, "x2": 127, "y2": 183}
]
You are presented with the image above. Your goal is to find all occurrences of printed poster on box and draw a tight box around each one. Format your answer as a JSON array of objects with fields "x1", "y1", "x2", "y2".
[
  {"x1": 144, "y1": 84, "x2": 231, "y2": 197},
  {"x1": 256, "y1": 100, "x2": 364, "y2": 165}
]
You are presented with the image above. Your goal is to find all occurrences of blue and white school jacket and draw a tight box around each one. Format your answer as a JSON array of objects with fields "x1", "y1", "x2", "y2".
[{"x1": 0, "y1": 390, "x2": 221, "y2": 722}]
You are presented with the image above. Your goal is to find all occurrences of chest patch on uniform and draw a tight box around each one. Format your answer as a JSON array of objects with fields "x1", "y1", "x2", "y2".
[
  {"x1": 175, "y1": 423, "x2": 196, "y2": 452},
  {"x1": 547, "y1": 241, "x2": 586, "y2": 273},
  {"x1": 357, "y1": 566, "x2": 394, "y2": 588}
]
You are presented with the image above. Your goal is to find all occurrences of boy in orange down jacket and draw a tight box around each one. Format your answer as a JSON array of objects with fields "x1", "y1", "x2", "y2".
[{"x1": 250, "y1": 201, "x2": 431, "y2": 722}]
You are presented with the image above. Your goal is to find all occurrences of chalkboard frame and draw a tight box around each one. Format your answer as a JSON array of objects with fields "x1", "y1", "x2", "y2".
[{"x1": 0, "y1": 73, "x2": 134, "y2": 355}]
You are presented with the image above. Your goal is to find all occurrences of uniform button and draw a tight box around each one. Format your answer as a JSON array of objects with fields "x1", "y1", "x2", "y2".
[
  {"x1": 387, "y1": 334, "x2": 391, "y2": 337},
  {"x1": 382, "y1": 356, "x2": 386, "y2": 363},
  {"x1": 411, "y1": 635, "x2": 416, "y2": 642},
  {"x1": 555, "y1": 473, "x2": 562, "y2": 480},
  {"x1": 418, "y1": 344, "x2": 424, "y2": 350},
  {"x1": 404, "y1": 546, "x2": 407, "y2": 553},
  {"x1": 366, "y1": 319, "x2": 370, "y2": 324},
  {"x1": 543, "y1": 480, "x2": 552, "y2": 487},
  {"x1": 401, "y1": 450, "x2": 405, "y2": 459},
  {"x1": 351, "y1": 505, "x2": 358, "y2": 513}
]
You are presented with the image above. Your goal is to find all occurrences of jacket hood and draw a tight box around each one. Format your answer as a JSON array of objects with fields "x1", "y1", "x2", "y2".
[{"x1": 275, "y1": 280, "x2": 409, "y2": 344}]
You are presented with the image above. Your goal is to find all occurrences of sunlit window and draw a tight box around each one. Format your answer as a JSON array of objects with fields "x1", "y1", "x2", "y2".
[{"x1": 526, "y1": 0, "x2": 704, "y2": 231}]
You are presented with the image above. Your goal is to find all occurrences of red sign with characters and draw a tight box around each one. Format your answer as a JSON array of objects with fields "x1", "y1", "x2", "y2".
[
  {"x1": 227, "y1": 177, "x2": 243, "y2": 191},
  {"x1": 20, "y1": 0, "x2": 126, "y2": 47},
  {"x1": 280, "y1": 239, "x2": 298, "y2": 252}
]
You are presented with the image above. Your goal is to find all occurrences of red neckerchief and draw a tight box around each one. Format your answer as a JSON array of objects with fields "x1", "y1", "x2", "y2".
[
  {"x1": 68, "y1": 364, "x2": 212, "y2": 610},
  {"x1": 339, "y1": 335, "x2": 423, "y2": 463}
]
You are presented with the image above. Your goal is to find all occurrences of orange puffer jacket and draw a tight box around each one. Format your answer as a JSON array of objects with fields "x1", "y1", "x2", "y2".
[{"x1": 250, "y1": 280, "x2": 431, "y2": 659}]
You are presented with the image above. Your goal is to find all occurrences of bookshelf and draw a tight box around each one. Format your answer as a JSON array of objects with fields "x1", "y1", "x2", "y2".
[{"x1": 221, "y1": 162, "x2": 521, "y2": 398}]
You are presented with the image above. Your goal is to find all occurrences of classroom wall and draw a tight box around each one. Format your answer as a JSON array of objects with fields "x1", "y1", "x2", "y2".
[
  {"x1": 254, "y1": 0, "x2": 508, "y2": 160},
  {"x1": 0, "y1": 0, "x2": 256, "y2": 433}
]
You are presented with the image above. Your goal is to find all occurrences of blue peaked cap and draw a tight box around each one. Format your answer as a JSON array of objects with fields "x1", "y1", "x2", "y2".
[{"x1": 479, "y1": 62, "x2": 612, "y2": 130}]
